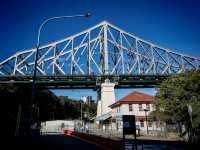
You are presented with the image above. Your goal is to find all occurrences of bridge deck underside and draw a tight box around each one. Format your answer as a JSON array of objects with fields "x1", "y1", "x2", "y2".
[{"x1": 0, "y1": 75, "x2": 167, "y2": 89}]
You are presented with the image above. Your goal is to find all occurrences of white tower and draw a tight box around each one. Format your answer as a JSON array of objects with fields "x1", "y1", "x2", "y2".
[{"x1": 96, "y1": 79, "x2": 115, "y2": 117}]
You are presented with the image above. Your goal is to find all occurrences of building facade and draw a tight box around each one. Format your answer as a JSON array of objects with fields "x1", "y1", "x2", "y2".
[
  {"x1": 81, "y1": 96, "x2": 92, "y2": 105},
  {"x1": 109, "y1": 92, "x2": 154, "y2": 132}
]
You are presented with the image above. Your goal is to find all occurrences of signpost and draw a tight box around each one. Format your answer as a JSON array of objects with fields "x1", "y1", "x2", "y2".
[{"x1": 123, "y1": 115, "x2": 137, "y2": 150}]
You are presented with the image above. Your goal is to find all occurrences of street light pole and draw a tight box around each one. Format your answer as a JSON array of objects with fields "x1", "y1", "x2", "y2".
[
  {"x1": 29, "y1": 13, "x2": 91, "y2": 135},
  {"x1": 81, "y1": 101, "x2": 83, "y2": 122},
  {"x1": 144, "y1": 108, "x2": 149, "y2": 134},
  {"x1": 80, "y1": 99, "x2": 83, "y2": 131}
]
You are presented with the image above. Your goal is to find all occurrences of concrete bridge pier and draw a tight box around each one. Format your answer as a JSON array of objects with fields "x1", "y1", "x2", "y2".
[
  {"x1": 96, "y1": 89, "x2": 102, "y2": 117},
  {"x1": 96, "y1": 79, "x2": 115, "y2": 125}
]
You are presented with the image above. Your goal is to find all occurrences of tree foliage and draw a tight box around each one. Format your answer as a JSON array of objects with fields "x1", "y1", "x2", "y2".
[
  {"x1": 150, "y1": 68, "x2": 200, "y2": 129},
  {"x1": 58, "y1": 96, "x2": 97, "y2": 121},
  {"x1": 0, "y1": 84, "x2": 97, "y2": 136},
  {"x1": 0, "y1": 84, "x2": 65, "y2": 135}
]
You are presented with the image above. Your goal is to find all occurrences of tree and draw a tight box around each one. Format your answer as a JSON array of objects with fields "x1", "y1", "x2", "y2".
[
  {"x1": 58, "y1": 96, "x2": 97, "y2": 120},
  {"x1": 150, "y1": 68, "x2": 200, "y2": 140},
  {"x1": 0, "y1": 84, "x2": 66, "y2": 136},
  {"x1": 0, "y1": 83, "x2": 97, "y2": 136}
]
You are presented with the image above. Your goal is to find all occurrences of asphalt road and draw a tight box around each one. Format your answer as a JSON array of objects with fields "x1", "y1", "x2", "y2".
[
  {"x1": 4, "y1": 135, "x2": 196, "y2": 150},
  {"x1": 6, "y1": 135, "x2": 103, "y2": 150}
]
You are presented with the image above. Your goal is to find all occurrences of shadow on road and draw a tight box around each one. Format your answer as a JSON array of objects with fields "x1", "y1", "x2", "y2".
[
  {"x1": 3, "y1": 135, "x2": 198, "y2": 150},
  {"x1": 4, "y1": 135, "x2": 103, "y2": 150}
]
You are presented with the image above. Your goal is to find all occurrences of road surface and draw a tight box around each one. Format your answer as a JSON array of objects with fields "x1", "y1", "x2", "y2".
[{"x1": 6, "y1": 135, "x2": 103, "y2": 150}]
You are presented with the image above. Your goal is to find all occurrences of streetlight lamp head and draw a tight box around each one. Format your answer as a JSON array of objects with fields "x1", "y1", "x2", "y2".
[{"x1": 85, "y1": 12, "x2": 92, "y2": 18}]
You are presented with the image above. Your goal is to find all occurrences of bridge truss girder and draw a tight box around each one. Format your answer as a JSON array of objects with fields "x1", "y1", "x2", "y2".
[{"x1": 0, "y1": 21, "x2": 200, "y2": 77}]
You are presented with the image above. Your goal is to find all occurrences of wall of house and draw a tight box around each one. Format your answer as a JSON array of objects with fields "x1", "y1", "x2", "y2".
[
  {"x1": 112, "y1": 103, "x2": 153, "y2": 116},
  {"x1": 111, "y1": 103, "x2": 156, "y2": 132}
]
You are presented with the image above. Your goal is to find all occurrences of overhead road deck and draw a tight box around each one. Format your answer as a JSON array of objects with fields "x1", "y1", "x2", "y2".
[{"x1": 0, "y1": 75, "x2": 168, "y2": 89}]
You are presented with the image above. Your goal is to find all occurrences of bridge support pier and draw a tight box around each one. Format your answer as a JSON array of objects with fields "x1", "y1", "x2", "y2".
[
  {"x1": 96, "y1": 79, "x2": 115, "y2": 125},
  {"x1": 96, "y1": 90, "x2": 102, "y2": 117}
]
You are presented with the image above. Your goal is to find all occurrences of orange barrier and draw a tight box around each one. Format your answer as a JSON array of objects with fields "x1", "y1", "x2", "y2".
[
  {"x1": 64, "y1": 130, "x2": 123, "y2": 150},
  {"x1": 65, "y1": 130, "x2": 73, "y2": 136}
]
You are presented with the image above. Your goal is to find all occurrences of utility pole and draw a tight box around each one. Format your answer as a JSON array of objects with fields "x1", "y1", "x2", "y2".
[
  {"x1": 81, "y1": 102, "x2": 83, "y2": 122},
  {"x1": 144, "y1": 108, "x2": 149, "y2": 134}
]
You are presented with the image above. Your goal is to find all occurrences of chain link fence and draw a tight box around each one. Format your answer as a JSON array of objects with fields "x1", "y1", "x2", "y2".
[{"x1": 74, "y1": 122, "x2": 182, "y2": 141}]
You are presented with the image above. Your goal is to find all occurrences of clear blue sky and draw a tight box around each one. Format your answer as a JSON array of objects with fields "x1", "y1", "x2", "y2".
[{"x1": 0, "y1": 0, "x2": 200, "y2": 100}]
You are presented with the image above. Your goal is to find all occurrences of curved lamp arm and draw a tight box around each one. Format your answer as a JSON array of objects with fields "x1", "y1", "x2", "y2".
[
  {"x1": 33, "y1": 13, "x2": 91, "y2": 77},
  {"x1": 36, "y1": 13, "x2": 91, "y2": 47}
]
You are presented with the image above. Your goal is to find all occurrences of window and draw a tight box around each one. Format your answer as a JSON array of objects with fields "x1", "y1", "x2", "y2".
[
  {"x1": 146, "y1": 104, "x2": 150, "y2": 110},
  {"x1": 129, "y1": 104, "x2": 133, "y2": 112},
  {"x1": 139, "y1": 104, "x2": 143, "y2": 111},
  {"x1": 140, "y1": 120, "x2": 144, "y2": 127}
]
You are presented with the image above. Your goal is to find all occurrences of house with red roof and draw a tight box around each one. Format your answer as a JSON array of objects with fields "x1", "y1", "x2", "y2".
[{"x1": 109, "y1": 91, "x2": 154, "y2": 132}]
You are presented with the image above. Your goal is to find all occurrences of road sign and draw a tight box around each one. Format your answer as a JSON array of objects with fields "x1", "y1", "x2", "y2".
[
  {"x1": 123, "y1": 115, "x2": 137, "y2": 150},
  {"x1": 123, "y1": 115, "x2": 136, "y2": 135}
]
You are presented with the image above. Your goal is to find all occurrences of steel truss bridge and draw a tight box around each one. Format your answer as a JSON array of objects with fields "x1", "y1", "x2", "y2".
[{"x1": 0, "y1": 21, "x2": 199, "y2": 88}]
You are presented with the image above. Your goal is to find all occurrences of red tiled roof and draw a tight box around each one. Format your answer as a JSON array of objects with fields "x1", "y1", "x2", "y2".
[{"x1": 110, "y1": 91, "x2": 154, "y2": 108}]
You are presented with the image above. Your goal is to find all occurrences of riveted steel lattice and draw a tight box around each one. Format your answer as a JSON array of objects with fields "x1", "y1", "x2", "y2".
[{"x1": 0, "y1": 21, "x2": 200, "y2": 76}]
